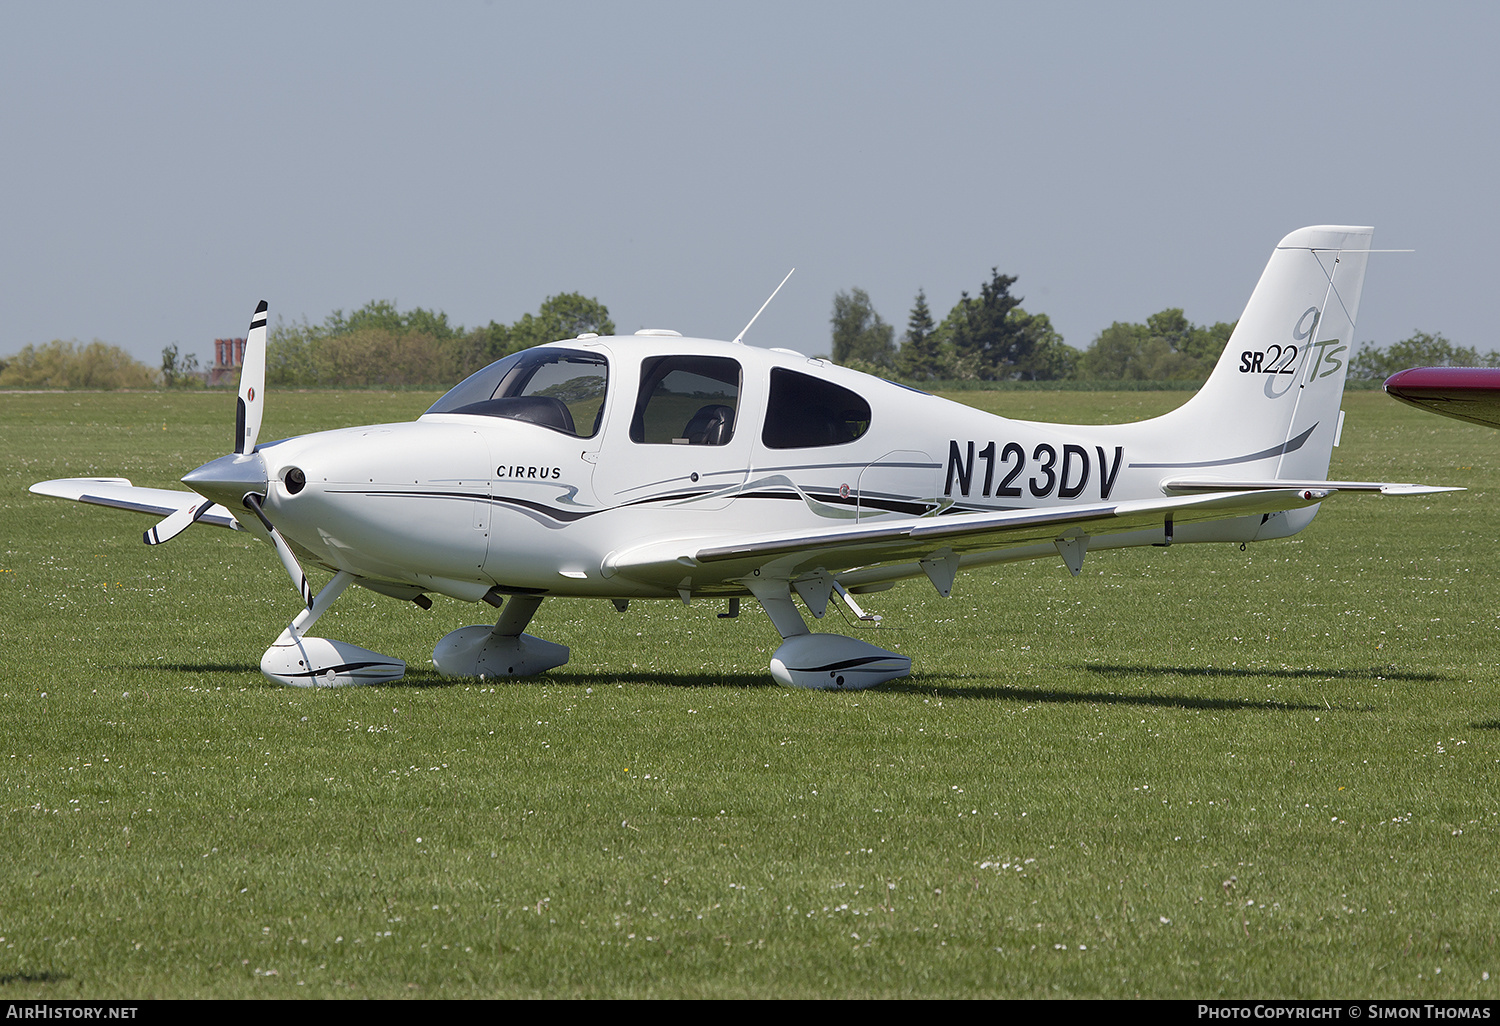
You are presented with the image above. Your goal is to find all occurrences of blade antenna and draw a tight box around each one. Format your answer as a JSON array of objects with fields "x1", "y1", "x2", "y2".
[{"x1": 732, "y1": 268, "x2": 794, "y2": 345}]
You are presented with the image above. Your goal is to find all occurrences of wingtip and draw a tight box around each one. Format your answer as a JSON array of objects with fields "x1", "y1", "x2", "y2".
[{"x1": 1378, "y1": 484, "x2": 1467, "y2": 496}]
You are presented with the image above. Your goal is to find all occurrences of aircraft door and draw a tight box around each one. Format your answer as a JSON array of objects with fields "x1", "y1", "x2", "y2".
[{"x1": 592, "y1": 354, "x2": 751, "y2": 512}]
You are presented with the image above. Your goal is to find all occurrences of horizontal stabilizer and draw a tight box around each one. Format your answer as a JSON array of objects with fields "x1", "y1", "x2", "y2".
[{"x1": 29, "y1": 478, "x2": 241, "y2": 530}]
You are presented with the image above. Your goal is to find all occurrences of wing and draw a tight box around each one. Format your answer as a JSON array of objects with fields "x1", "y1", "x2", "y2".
[
  {"x1": 29, "y1": 478, "x2": 242, "y2": 531},
  {"x1": 1385, "y1": 367, "x2": 1500, "y2": 429},
  {"x1": 604, "y1": 487, "x2": 1349, "y2": 592}
]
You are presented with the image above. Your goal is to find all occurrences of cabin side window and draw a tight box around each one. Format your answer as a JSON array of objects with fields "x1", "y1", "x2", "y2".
[
  {"x1": 629, "y1": 356, "x2": 742, "y2": 445},
  {"x1": 761, "y1": 368, "x2": 872, "y2": 449},
  {"x1": 424, "y1": 348, "x2": 609, "y2": 438}
]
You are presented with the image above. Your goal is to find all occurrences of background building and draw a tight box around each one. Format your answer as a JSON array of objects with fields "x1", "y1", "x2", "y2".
[{"x1": 209, "y1": 337, "x2": 244, "y2": 387}]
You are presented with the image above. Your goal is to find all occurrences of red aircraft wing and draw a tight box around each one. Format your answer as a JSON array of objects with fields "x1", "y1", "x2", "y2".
[{"x1": 1384, "y1": 366, "x2": 1500, "y2": 429}]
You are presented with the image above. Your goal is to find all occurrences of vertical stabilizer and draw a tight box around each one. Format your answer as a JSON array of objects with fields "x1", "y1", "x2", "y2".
[{"x1": 1154, "y1": 226, "x2": 1371, "y2": 482}]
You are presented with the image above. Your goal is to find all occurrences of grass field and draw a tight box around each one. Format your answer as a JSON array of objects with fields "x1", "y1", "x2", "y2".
[{"x1": 1, "y1": 386, "x2": 1497, "y2": 999}]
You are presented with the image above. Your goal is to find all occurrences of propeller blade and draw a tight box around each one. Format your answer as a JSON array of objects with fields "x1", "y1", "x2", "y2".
[
  {"x1": 235, "y1": 300, "x2": 268, "y2": 455},
  {"x1": 142, "y1": 497, "x2": 214, "y2": 546},
  {"x1": 242, "y1": 493, "x2": 315, "y2": 609}
]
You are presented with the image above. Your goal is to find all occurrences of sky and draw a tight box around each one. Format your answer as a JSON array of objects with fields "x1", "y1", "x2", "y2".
[{"x1": 3, "y1": 1, "x2": 1496, "y2": 368}]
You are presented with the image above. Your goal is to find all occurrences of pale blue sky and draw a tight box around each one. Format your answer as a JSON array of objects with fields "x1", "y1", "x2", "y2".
[{"x1": 3, "y1": 1, "x2": 1495, "y2": 366}]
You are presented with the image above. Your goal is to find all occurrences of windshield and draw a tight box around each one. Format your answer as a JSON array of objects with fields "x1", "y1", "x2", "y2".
[{"x1": 425, "y1": 348, "x2": 609, "y2": 438}]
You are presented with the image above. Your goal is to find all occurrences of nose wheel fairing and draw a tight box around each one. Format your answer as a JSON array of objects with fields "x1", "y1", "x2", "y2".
[
  {"x1": 261, "y1": 635, "x2": 406, "y2": 687},
  {"x1": 257, "y1": 570, "x2": 406, "y2": 687}
]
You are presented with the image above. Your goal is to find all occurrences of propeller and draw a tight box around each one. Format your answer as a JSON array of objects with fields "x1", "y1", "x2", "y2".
[
  {"x1": 142, "y1": 497, "x2": 214, "y2": 546},
  {"x1": 143, "y1": 300, "x2": 270, "y2": 546},
  {"x1": 235, "y1": 300, "x2": 267, "y2": 454},
  {"x1": 145, "y1": 300, "x2": 317, "y2": 610},
  {"x1": 242, "y1": 493, "x2": 315, "y2": 609}
]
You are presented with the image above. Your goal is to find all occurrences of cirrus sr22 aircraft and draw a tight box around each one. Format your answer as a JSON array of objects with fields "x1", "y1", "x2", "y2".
[{"x1": 33, "y1": 225, "x2": 1456, "y2": 689}]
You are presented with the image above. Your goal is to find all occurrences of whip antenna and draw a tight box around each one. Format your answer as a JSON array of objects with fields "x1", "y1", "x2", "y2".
[{"x1": 732, "y1": 268, "x2": 794, "y2": 345}]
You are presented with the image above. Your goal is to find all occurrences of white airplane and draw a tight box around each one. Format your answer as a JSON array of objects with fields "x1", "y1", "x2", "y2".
[{"x1": 32, "y1": 225, "x2": 1456, "y2": 690}]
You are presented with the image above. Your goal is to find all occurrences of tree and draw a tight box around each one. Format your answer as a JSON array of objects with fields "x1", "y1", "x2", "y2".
[
  {"x1": 1350, "y1": 331, "x2": 1499, "y2": 381},
  {"x1": 893, "y1": 274, "x2": 1076, "y2": 381},
  {"x1": 1079, "y1": 308, "x2": 1234, "y2": 380},
  {"x1": 505, "y1": 293, "x2": 616, "y2": 354},
  {"x1": 941, "y1": 269, "x2": 1028, "y2": 380},
  {"x1": 265, "y1": 316, "x2": 322, "y2": 386},
  {"x1": 263, "y1": 293, "x2": 615, "y2": 386},
  {"x1": 327, "y1": 300, "x2": 461, "y2": 342},
  {"x1": 1009, "y1": 309, "x2": 1077, "y2": 380},
  {"x1": 161, "y1": 343, "x2": 201, "y2": 388},
  {"x1": 830, "y1": 288, "x2": 896, "y2": 369},
  {"x1": 1079, "y1": 320, "x2": 1150, "y2": 379},
  {"x1": 897, "y1": 289, "x2": 949, "y2": 380},
  {"x1": 0, "y1": 340, "x2": 159, "y2": 389}
]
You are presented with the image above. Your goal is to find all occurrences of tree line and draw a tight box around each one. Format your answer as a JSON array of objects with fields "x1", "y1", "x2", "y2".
[
  {"x1": 0, "y1": 340, "x2": 161, "y2": 389},
  {"x1": 0, "y1": 293, "x2": 615, "y2": 390},
  {"x1": 831, "y1": 274, "x2": 1236, "y2": 383},
  {"x1": 264, "y1": 293, "x2": 614, "y2": 387},
  {"x1": 1348, "y1": 332, "x2": 1500, "y2": 382},
  {"x1": 0, "y1": 283, "x2": 1487, "y2": 389},
  {"x1": 829, "y1": 273, "x2": 1494, "y2": 385}
]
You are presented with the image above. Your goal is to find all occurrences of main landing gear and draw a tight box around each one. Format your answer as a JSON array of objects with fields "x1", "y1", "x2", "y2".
[
  {"x1": 432, "y1": 594, "x2": 570, "y2": 679},
  {"x1": 745, "y1": 578, "x2": 909, "y2": 690}
]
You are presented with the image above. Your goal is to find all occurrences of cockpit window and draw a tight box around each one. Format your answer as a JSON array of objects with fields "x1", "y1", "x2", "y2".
[
  {"x1": 630, "y1": 355, "x2": 741, "y2": 445},
  {"x1": 425, "y1": 348, "x2": 609, "y2": 438},
  {"x1": 762, "y1": 368, "x2": 871, "y2": 448}
]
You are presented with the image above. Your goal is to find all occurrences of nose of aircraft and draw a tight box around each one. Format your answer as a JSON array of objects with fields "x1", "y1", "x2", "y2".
[{"x1": 181, "y1": 451, "x2": 269, "y2": 510}]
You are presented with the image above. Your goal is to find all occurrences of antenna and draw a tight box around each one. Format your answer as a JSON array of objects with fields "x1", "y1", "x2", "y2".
[{"x1": 732, "y1": 268, "x2": 795, "y2": 345}]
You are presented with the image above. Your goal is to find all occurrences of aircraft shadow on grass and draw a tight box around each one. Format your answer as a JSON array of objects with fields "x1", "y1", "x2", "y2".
[
  {"x1": 138, "y1": 662, "x2": 780, "y2": 691},
  {"x1": 881, "y1": 660, "x2": 1448, "y2": 710},
  {"x1": 881, "y1": 678, "x2": 1333, "y2": 712},
  {"x1": 141, "y1": 660, "x2": 453, "y2": 687},
  {"x1": 382, "y1": 669, "x2": 781, "y2": 691},
  {"x1": 1082, "y1": 662, "x2": 1446, "y2": 683},
  {"x1": 144, "y1": 662, "x2": 266, "y2": 675},
  {"x1": 138, "y1": 661, "x2": 1443, "y2": 712}
]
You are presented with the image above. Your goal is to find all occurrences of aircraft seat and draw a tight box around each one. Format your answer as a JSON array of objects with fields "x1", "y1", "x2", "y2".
[{"x1": 683, "y1": 404, "x2": 735, "y2": 445}]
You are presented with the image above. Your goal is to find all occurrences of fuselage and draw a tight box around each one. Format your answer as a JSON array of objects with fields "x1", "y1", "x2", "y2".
[{"x1": 248, "y1": 333, "x2": 1315, "y2": 603}]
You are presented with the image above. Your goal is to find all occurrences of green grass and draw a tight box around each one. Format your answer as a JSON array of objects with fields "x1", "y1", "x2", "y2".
[{"x1": 1, "y1": 387, "x2": 1498, "y2": 998}]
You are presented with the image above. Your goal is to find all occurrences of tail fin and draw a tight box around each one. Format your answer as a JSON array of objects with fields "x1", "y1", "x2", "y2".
[{"x1": 1154, "y1": 226, "x2": 1371, "y2": 481}]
